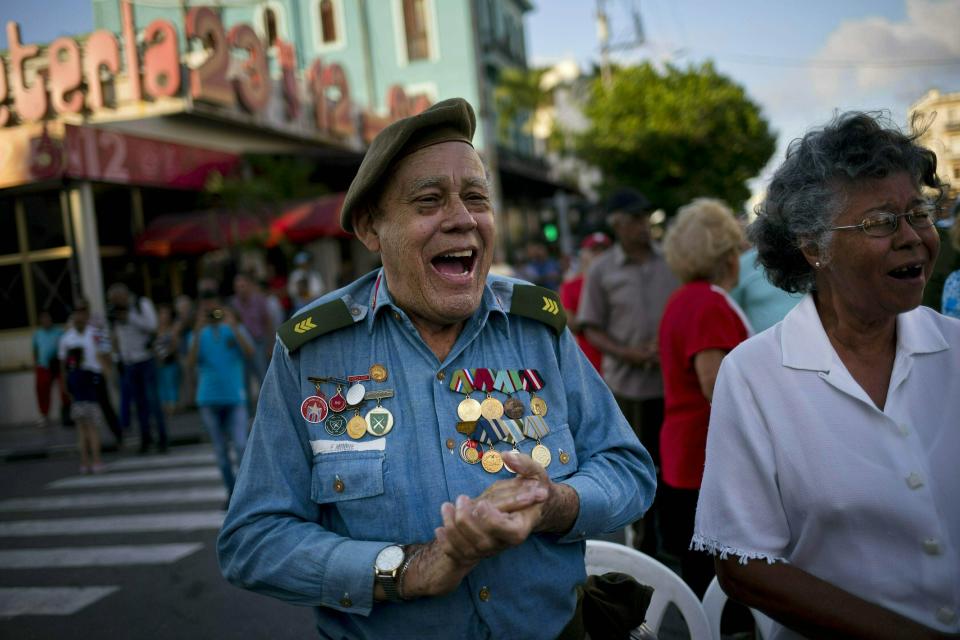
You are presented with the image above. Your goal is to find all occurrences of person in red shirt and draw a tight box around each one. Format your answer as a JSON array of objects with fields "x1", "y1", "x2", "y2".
[
  {"x1": 559, "y1": 232, "x2": 611, "y2": 373},
  {"x1": 659, "y1": 198, "x2": 751, "y2": 597}
]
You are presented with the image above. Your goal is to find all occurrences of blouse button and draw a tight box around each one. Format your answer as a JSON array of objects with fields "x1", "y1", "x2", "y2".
[
  {"x1": 905, "y1": 472, "x2": 924, "y2": 489},
  {"x1": 922, "y1": 538, "x2": 942, "y2": 555},
  {"x1": 936, "y1": 606, "x2": 956, "y2": 624},
  {"x1": 897, "y1": 423, "x2": 910, "y2": 436}
]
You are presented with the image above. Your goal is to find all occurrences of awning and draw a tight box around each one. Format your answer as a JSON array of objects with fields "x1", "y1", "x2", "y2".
[
  {"x1": 267, "y1": 193, "x2": 351, "y2": 245},
  {"x1": 135, "y1": 210, "x2": 268, "y2": 257}
]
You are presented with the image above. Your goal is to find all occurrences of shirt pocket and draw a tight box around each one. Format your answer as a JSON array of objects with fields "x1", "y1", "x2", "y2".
[
  {"x1": 310, "y1": 451, "x2": 385, "y2": 504},
  {"x1": 538, "y1": 422, "x2": 579, "y2": 482}
]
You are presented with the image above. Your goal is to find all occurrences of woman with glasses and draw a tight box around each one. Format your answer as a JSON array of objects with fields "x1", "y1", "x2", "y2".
[{"x1": 692, "y1": 112, "x2": 959, "y2": 639}]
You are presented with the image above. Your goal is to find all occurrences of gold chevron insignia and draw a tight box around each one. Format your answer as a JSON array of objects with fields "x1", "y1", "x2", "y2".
[
  {"x1": 541, "y1": 297, "x2": 559, "y2": 315},
  {"x1": 294, "y1": 316, "x2": 317, "y2": 334}
]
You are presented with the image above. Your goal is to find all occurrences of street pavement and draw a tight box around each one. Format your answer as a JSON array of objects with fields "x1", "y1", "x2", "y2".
[{"x1": 0, "y1": 440, "x2": 315, "y2": 639}]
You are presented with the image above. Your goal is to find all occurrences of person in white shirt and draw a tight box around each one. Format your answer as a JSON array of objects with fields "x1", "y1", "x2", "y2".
[
  {"x1": 694, "y1": 112, "x2": 959, "y2": 639},
  {"x1": 107, "y1": 283, "x2": 167, "y2": 453},
  {"x1": 59, "y1": 300, "x2": 111, "y2": 473}
]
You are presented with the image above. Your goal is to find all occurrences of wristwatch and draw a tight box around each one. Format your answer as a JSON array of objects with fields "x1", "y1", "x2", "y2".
[{"x1": 374, "y1": 545, "x2": 408, "y2": 602}]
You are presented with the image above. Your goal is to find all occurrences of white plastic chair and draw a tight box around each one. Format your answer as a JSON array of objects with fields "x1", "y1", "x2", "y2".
[
  {"x1": 585, "y1": 540, "x2": 712, "y2": 640},
  {"x1": 702, "y1": 576, "x2": 775, "y2": 640}
]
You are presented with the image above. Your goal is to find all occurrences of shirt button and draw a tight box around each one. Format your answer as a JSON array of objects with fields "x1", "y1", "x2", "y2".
[
  {"x1": 936, "y1": 606, "x2": 957, "y2": 624},
  {"x1": 392, "y1": 311, "x2": 401, "y2": 321},
  {"x1": 437, "y1": 371, "x2": 446, "y2": 382},
  {"x1": 478, "y1": 586, "x2": 490, "y2": 602},
  {"x1": 922, "y1": 539, "x2": 942, "y2": 555},
  {"x1": 446, "y1": 438, "x2": 455, "y2": 450},
  {"x1": 340, "y1": 595, "x2": 353, "y2": 608},
  {"x1": 905, "y1": 472, "x2": 924, "y2": 489},
  {"x1": 333, "y1": 477, "x2": 345, "y2": 493},
  {"x1": 350, "y1": 306, "x2": 362, "y2": 316}
]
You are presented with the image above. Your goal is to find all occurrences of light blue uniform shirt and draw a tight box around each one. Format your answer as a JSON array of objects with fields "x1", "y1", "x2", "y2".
[
  {"x1": 218, "y1": 270, "x2": 656, "y2": 640},
  {"x1": 191, "y1": 324, "x2": 249, "y2": 407}
]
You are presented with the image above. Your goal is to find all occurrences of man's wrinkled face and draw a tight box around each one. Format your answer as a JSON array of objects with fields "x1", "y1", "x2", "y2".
[{"x1": 356, "y1": 141, "x2": 495, "y2": 329}]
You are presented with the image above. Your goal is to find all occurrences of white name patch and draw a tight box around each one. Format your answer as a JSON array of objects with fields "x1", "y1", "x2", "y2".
[{"x1": 310, "y1": 439, "x2": 386, "y2": 455}]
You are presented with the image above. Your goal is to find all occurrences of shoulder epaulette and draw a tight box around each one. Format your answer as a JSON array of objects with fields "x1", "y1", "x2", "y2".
[
  {"x1": 278, "y1": 298, "x2": 360, "y2": 352},
  {"x1": 508, "y1": 284, "x2": 566, "y2": 334}
]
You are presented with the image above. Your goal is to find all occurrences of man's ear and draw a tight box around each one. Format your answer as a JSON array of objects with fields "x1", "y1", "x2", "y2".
[{"x1": 352, "y1": 205, "x2": 382, "y2": 253}]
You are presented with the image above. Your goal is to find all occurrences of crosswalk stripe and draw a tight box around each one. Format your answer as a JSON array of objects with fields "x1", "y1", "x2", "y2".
[
  {"x1": 0, "y1": 511, "x2": 224, "y2": 537},
  {"x1": 47, "y1": 468, "x2": 221, "y2": 489},
  {"x1": 0, "y1": 543, "x2": 204, "y2": 569},
  {"x1": 0, "y1": 586, "x2": 119, "y2": 619},
  {"x1": 105, "y1": 452, "x2": 217, "y2": 471},
  {"x1": 0, "y1": 487, "x2": 227, "y2": 512}
]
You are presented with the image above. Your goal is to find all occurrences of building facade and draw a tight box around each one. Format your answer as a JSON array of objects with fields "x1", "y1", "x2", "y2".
[
  {"x1": 0, "y1": 0, "x2": 568, "y2": 425},
  {"x1": 911, "y1": 89, "x2": 960, "y2": 201}
]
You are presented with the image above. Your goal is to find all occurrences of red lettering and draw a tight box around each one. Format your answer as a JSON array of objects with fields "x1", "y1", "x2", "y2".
[
  {"x1": 186, "y1": 7, "x2": 235, "y2": 106},
  {"x1": 387, "y1": 85, "x2": 411, "y2": 119},
  {"x1": 121, "y1": 0, "x2": 141, "y2": 101},
  {"x1": 7, "y1": 22, "x2": 47, "y2": 122},
  {"x1": 308, "y1": 59, "x2": 328, "y2": 132},
  {"x1": 142, "y1": 20, "x2": 180, "y2": 99},
  {"x1": 320, "y1": 63, "x2": 354, "y2": 137},
  {"x1": 48, "y1": 37, "x2": 83, "y2": 114},
  {"x1": 0, "y1": 54, "x2": 9, "y2": 126},
  {"x1": 228, "y1": 24, "x2": 269, "y2": 113},
  {"x1": 277, "y1": 40, "x2": 300, "y2": 121},
  {"x1": 84, "y1": 30, "x2": 120, "y2": 111}
]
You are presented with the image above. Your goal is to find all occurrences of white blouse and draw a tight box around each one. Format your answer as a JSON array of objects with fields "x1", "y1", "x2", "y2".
[{"x1": 693, "y1": 295, "x2": 960, "y2": 639}]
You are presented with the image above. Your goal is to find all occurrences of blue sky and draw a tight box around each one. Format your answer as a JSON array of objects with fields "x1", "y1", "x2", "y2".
[{"x1": 4, "y1": 0, "x2": 960, "y2": 189}]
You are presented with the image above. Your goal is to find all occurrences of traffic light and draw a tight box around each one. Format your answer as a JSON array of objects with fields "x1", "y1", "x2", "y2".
[{"x1": 543, "y1": 223, "x2": 558, "y2": 243}]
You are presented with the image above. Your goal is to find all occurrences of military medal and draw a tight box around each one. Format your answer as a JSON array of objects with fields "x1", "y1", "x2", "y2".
[
  {"x1": 347, "y1": 410, "x2": 367, "y2": 439},
  {"x1": 521, "y1": 369, "x2": 548, "y2": 416},
  {"x1": 558, "y1": 449, "x2": 571, "y2": 465},
  {"x1": 325, "y1": 413, "x2": 347, "y2": 436},
  {"x1": 498, "y1": 419, "x2": 525, "y2": 474},
  {"x1": 481, "y1": 448, "x2": 503, "y2": 473},
  {"x1": 300, "y1": 383, "x2": 329, "y2": 424},
  {"x1": 346, "y1": 382, "x2": 366, "y2": 406},
  {"x1": 495, "y1": 370, "x2": 525, "y2": 419},
  {"x1": 524, "y1": 415, "x2": 552, "y2": 468},
  {"x1": 369, "y1": 364, "x2": 388, "y2": 382},
  {"x1": 459, "y1": 439, "x2": 481, "y2": 464},
  {"x1": 450, "y1": 369, "x2": 482, "y2": 422},
  {"x1": 364, "y1": 389, "x2": 395, "y2": 437},
  {"x1": 503, "y1": 398, "x2": 524, "y2": 420},
  {"x1": 472, "y1": 368, "x2": 504, "y2": 420},
  {"x1": 329, "y1": 384, "x2": 347, "y2": 413}
]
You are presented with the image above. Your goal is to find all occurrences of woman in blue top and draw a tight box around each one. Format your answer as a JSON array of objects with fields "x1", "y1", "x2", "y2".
[
  {"x1": 941, "y1": 217, "x2": 960, "y2": 319},
  {"x1": 187, "y1": 288, "x2": 255, "y2": 500}
]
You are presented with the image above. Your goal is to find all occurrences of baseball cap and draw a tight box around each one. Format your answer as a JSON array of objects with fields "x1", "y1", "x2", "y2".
[{"x1": 580, "y1": 232, "x2": 612, "y2": 250}]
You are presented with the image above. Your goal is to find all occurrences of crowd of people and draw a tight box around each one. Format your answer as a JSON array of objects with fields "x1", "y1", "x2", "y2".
[{"x1": 30, "y1": 100, "x2": 959, "y2": 639}]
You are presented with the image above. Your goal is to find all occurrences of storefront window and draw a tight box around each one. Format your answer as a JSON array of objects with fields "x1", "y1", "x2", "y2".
[
  {"x1": 31, "y1": 259, "x2": 74, "y2": 323},
  {"x1": 95, "y1": 185, "x2": 136, "y2": 248},
  {"x1": 0, "y1": 265, "x2": 29, "y2": 330},
  {"x1": 22, "y1": 192, "x2": 67, "y2": 250},
  {"x1": 0, "y1": 197, "x2": 20, "y2": 255}
]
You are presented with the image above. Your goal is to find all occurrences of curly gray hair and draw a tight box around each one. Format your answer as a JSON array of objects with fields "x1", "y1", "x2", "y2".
[{"x1": 751, "y1": 111, "x2": 945, "y2": 293}]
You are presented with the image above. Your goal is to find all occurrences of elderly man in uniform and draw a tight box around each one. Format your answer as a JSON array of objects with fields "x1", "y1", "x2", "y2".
[{"x1": 218, "y1": 99, "x2": 656, "y2": 640}]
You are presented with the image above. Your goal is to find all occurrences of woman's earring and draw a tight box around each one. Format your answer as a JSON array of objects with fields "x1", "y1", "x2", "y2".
[{"x1": 814, "y1": 261, "x2": 821, "y2": 268}]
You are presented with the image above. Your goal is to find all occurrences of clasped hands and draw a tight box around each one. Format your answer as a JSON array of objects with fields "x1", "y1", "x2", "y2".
[{"x1": 400, "y1": 450, "x2": 578, "y2": 600}]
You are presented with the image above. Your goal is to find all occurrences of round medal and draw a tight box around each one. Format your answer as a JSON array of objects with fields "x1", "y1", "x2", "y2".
[
  {"x1": 329, "y1": 392, "x2": 347, "y2": 413},
  {"x1": 459, "y1": 440, "x2": 480, "y2": 464},
  {"x1": 457, "y1": 397, "x2": 482, "y2": 422},
  {"x1": 502, "y1": 452, "x2": 519, "y2": 473},
  {"x1": 369, "y1": 364, "x2": 388, "y2": 382},
  {"x1": 531, "y1": 443, "x2": 552, "y2": 467},
  {"x1": 558, "y1": 449, "x2": 571, "y2": 465},
  {"x1": 503, "y1": 397, "x2": 524, "y2": 420},
  {"x1": 346, "y1": 415, "x2": 367, "y2": 439},
  {"x1": 346, "y1": 383, "x2": 366, "y2": 406},
  {"x1": 300, "y1": 396, "x2": 328, "y2": 424},
  {"x1": 365, "y1": 407, "x2": 394, "y2": 436},
  {"x1": 479, "y1": 396, "x2": 504, "y2": 420},
  {"x1": 325, "y1": 414, "x2": 347, "y2": 436},
  {"x1": 481, "y1": 449, "x2": 504, "y2": 474},
  {"x1": 530, "y1": 396, "x2": 548, "y2": 417}
]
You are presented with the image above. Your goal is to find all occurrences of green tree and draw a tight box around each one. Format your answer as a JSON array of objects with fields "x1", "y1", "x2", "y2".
[{"x1": 571, "y1": 61, "x2": 776, "y2": 214}]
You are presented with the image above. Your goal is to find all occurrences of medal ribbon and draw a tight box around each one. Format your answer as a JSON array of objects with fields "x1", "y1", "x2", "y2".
[
  {"x1": 477, "y1": 420, "x2": 501, "y2": 446},
  {"x1": 449, "y1": 370, "x2": 474, "y2": 394},
  {"x1": 471, "y1": 368, "x2": 495, "y2": 393},
  {"x1": 500, "y1": 419, "x2": 525, "y2": 445},
  {"x1": 520, "y1": 369, "x2": 544, "y2": 392},
  {"x1": 493, "y1": 369, "x2": 517, "y2": 394},
  {"x1": 523, "y1": 415, "x2": 550, "y2": 440}
]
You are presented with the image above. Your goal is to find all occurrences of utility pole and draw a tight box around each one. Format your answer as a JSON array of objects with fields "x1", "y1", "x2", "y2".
[{"x1": 596, "y1": 0, "x2": 611, "y2": 87}]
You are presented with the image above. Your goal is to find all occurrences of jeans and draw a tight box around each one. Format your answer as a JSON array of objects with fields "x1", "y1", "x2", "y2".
[
  {"x1": 122, "y1": 359, "x2": 167, "y2": 449},
  {"x1": 198, "y1": 404, "x2": 249, "y2": 494}
]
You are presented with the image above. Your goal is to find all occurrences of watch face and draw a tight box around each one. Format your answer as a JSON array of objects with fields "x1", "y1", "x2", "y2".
[{"x1": 375, "y1": 545, "x2": 404, "y2": 572}]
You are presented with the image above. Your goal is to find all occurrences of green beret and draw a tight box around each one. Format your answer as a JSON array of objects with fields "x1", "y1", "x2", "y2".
[{"x1": 340, "y1": 97, "x2": 477, "y2": 232}]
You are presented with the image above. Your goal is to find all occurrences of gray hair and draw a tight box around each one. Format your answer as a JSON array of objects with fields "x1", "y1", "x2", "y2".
[{"x1": 751, "y1": 111, "x2": 945, "y2": 293}]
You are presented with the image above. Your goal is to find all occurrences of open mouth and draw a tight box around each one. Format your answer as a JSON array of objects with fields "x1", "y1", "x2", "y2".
[
  {"x1": 431, "y1": 249, "x2": 477, "y2": 278},
  {"x1": 887, "y1": 264, "x2": 924, "y2": 280}
]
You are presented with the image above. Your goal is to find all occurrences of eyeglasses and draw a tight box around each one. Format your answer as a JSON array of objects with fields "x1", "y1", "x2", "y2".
[{"x1": 830, "y1": 205, "x2": 937, "y2": 238}]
